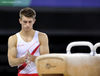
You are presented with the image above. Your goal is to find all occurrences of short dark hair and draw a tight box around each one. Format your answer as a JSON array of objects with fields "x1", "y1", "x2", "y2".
[{"x1": 19, "y1": 7, "x2": 36, "y2": 18}]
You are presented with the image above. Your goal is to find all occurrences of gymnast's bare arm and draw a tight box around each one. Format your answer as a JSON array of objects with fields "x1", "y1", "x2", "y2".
[
  {"x1": 39, "y1": 32, "x2": 49, "y2": 55},
  {"x1": 8, "y1": 35, "x2": 26, "y2": 67},
  {"x1": 29, "y1": 32, "x2": 49, "y2": 62}
]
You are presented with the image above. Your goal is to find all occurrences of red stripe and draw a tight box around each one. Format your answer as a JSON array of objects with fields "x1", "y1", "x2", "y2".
[
  {"x1": 18, "y1": 63, "x2": 27, "y2": 72},
  {"x1": 18, "y1": 73, "x2": 39, "y2": 76},
  {"x1": 31, "y1": 44, "x2": 40, "y2": 55},
  {"x1": 18, "y1": 44, "x2": 40, "y2": 73}
]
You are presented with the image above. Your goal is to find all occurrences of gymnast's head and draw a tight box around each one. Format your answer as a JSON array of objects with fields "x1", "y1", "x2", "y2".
[{"x1": 19, "y1": 7, "x2": 36, "y2": 31}]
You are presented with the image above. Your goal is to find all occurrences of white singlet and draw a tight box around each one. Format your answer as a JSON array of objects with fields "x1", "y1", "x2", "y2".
[{"x1": 16, "y1": 31, "x2": 40, "y2": 74}]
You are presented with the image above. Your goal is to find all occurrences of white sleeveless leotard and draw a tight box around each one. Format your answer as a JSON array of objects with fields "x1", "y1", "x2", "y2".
[{"x1": 16, "y1": 31, "x2": 40, "y2": 75}]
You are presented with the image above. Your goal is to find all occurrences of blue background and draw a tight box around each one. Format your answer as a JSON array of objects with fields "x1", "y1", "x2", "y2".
[{"x1": 30, "y1": 0, "x2": 100, "y2": 7}]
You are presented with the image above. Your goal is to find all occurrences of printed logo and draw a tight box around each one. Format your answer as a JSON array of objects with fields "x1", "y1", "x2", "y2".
[{"x1": 46, "y1": 63, "x2": 56, "y2": 69}]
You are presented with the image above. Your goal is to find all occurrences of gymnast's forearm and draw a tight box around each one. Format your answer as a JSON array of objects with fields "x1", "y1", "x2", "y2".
[{"x1": 8, "y1": 57, "x2": 25, "y2": 67}]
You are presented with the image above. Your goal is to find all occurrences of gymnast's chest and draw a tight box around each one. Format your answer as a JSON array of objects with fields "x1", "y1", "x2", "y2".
[{"x1": 16, "y1": 40, "x2": 39, "y2": 57}]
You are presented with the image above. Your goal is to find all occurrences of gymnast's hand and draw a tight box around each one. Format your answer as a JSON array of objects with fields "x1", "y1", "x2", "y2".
[{"x1": 25, "y1": 51, "x2": 37, "y2": 63}]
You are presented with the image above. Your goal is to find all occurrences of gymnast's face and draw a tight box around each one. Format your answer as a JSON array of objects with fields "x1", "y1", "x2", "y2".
[{"x1": 19, "y1": 16, "x2": 36, "y2": 32}]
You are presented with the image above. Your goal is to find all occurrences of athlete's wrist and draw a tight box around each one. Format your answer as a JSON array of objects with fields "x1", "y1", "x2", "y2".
[
  {"x1": 25, "y1": 58, "x2": 30, "y2": 64},
  {"x1": 21, "y1": 56, "x2": 27, "y2": 63},
  {"x1": 30, "y1": 56, "x2": 37, "y2": 62}
]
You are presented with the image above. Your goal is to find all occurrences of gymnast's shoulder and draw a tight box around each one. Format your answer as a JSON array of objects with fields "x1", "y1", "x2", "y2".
[
  {"x1": 38, "y1": 31, "x2": 48, "y2": 40},
  {"x1": 8, "y1": 34, "x2": 17, "y2": 44}
]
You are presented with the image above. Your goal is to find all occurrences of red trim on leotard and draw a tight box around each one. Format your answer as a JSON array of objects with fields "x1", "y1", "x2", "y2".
[{"x1": 18, "y1": 73, "x2": 39, "y2": 76}]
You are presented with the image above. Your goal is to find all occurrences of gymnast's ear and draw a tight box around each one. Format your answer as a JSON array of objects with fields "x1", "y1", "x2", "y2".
[{"x1": 19, "y1": 18, "x2": 22, "y2": 24}]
